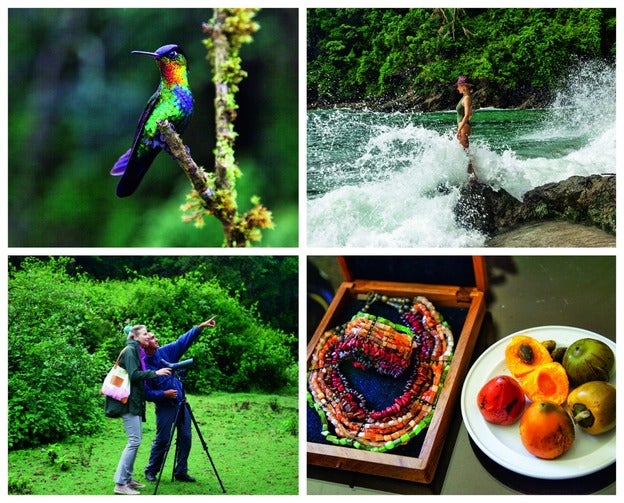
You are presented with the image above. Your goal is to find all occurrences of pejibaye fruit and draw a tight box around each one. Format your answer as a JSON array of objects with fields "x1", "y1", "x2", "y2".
[
  {"x1": 567, "y1": 381, "x2": 616, "y2": 435},
  {"x1": 505, "y1": 335, "x2": 552, "y2": 378},
  {"x1": 477, "y1": 375, "x2": 526, "y2": 425},
  {"x1": 562, "y1": 338, "x2": 614, "y2": 386},
  {"x1": 519, "y1": 362, "x2": 569, "y2": 405},
  {"x1": 519, "y1": 401, "x2": 575, "y2": 459}
]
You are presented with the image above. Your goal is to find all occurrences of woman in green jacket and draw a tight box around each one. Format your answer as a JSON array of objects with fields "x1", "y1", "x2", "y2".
[{"x1": 110, "y1": 326, "x2": 171, "y2": 495}]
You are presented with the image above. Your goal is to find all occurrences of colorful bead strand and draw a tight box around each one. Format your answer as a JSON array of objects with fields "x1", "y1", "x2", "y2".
[{"x1": 308, "y1": 293, "x2": 454, "y2": 452}]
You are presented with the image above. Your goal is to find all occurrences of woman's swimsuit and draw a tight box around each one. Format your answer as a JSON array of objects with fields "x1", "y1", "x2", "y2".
[{"x1": 456, "y1": 97, "x2": 471, "y2": 126}]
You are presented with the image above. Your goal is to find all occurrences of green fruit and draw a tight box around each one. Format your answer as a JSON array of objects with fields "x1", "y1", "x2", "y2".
[
  {"x1": 562, "y1": 338, "x2": 614, "y2": 386},
  {"x1": 567, "y1": 381, "x2": 616, "y2": 435}
]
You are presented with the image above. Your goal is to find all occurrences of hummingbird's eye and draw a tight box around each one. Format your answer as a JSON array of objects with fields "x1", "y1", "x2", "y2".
[{"x1": 169, "y1": 50, "x2": 178, "y2": 58}]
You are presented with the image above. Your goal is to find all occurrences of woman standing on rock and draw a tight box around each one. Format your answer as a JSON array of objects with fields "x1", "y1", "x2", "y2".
[{"x1": 456, "y1": 75, "x2": 476, "y2": 180}]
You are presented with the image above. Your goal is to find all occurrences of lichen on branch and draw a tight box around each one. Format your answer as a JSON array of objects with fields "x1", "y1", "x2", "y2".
[
  {"x1": 162, "y1": 7, "x2": 273, "y2": 247},
  {"x1": 203, "y1": 8, "x2": 259, "y2": 188}
]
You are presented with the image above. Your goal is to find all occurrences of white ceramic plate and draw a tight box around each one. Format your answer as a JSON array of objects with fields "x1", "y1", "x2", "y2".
[{"x1": 461, "y1": 326, "x2": 616, "y2": 479}]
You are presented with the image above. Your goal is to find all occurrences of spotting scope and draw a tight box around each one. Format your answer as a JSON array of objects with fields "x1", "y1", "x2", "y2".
[{"x1": 161, "y1": 358, "x2": 195, "y2": 371}]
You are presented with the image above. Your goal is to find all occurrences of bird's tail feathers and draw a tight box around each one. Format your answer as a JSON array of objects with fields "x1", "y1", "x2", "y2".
[
  {"x1": 115, "y1": 149, "x2": 160, "y2": 197},
  {"x1": 111, "y1": 149, "x2": 131, "y2": 176}
]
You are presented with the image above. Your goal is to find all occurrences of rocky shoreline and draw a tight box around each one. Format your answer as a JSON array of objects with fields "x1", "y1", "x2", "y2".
[
  {"x1": 308, "y1": 87, "x2": 552, "y2": 113},
  {"x1": 453, "y1": 174, "x2": 615, "y2": 247}
]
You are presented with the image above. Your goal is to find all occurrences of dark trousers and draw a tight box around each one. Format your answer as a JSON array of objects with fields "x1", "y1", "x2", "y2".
[{"x1": 145, "y1": 402, "x2": 192, "y2": 476}]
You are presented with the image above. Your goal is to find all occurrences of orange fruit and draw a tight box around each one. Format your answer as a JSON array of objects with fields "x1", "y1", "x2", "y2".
[
  {"x1": 519, "y1": 401, "x2": 575, "y2": 459},
  {"x1": 519, "y1": 362, "x2": 569, "y2": 405}
]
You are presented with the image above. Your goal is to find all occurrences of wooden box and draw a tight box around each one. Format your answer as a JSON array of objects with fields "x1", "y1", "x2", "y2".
[{"x1": 307, "y1": 256, "x2": 487, "y2": 484}]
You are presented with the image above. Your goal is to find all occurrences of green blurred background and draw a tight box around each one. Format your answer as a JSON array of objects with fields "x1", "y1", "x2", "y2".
[{"x1": 8, "y1": 8, "x2": 299, "y2": 247}]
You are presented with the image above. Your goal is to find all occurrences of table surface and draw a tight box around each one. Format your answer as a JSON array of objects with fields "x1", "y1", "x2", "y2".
[{"x1": 306, "y1": 255, "x2": 616, "y2": 495}]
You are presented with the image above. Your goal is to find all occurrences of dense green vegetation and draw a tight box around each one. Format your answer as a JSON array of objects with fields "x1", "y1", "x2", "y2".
[
  {"x1": 8, "y1": 257, "x2": 297, "y2": 450},
  {"x1": 8, "y1": 255, "x2": 298, "y2": 333},
  {"x1": 8, "y1": 9, "x2": 298, "y2": 247},
  {"x1": 308, "y1": 8, "x2": 616, "y2": 109}
]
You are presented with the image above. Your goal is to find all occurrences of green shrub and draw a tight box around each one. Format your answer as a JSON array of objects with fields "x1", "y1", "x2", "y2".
[
  {"x1": 8, "y1": 475, "x2": 33, "y2": 495},
  {"x1": 8, "y1": 258, "x2": 106, "y2": 449},
  {"x1": 280, "y1": 414, "x2": 298, "y2": 436}
]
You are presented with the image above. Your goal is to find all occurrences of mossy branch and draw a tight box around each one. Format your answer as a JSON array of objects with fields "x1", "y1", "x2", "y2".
[
  {"x1": 158, "y1": 119, "x2": 272, "y2": 247},
  {"x1": 157, "y1": 120, "x2": 209, "y2": 197},
  {"x1": 162, "y1": 7, "x2": 273, "y2": 247}
]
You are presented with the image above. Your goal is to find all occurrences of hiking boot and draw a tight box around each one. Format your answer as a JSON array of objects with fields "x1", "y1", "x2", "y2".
[
  {"x1": 174, "y1": 473, "x2": 196, "y2": 482},
  {"x1": 145, "y1": 471, "x2": 157, "y2": 482},
  {"x1": 114, "y1": 483, "x2": 140, "y2": 495}
]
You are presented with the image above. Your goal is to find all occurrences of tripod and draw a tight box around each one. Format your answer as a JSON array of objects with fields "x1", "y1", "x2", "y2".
[{"x1": 153, "y1": 394, "x2": 226, "y2": 495}]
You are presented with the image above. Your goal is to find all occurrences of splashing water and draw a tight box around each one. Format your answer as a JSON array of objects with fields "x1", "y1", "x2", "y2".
[{"x1": 307, "y1": 60, "x2": 615, "y2": 247}]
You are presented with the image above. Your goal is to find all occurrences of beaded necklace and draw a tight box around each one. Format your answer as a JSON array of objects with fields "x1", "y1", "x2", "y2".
[{"x1": 308, "y1": 292, "x2": 454, "y2": 452}]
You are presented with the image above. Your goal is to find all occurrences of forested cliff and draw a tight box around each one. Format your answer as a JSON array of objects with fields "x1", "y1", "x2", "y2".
[{"x1": 307, "y1": 8, "x2": 616, "y2": 111}]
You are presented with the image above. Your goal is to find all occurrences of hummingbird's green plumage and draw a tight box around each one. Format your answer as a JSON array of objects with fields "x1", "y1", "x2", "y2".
[{"x1": 111, "y1": 44, "x2": 193, "y2": 197}]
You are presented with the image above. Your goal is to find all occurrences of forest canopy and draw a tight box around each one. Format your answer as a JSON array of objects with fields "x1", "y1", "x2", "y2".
[{"x1": 307, "y1": 8, "x2": 616, "y2": 110}]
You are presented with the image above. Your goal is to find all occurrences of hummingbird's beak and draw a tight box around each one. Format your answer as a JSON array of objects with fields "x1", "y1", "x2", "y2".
[{"x1": 132, "y1": 50, "x2": 160, "y2": 59}]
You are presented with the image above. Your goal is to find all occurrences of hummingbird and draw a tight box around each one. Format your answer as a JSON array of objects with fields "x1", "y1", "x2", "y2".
[{"x1": 111, "y1": 44, "x2": 194, "y2": 197}]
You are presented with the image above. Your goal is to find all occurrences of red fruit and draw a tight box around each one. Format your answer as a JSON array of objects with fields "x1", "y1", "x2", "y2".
[{"x1": 477, "y1": 375, "x2": 526, "y2": 425}]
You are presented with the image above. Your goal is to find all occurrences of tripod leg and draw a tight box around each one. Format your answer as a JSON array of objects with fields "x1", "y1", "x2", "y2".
[
  {"x1": 171, "y1": 400, "x2": 190, "y2": 481},
  {"x1": 153, "y1": 402, "x2": 183, "y2": 495},
  {"x1": 186, "y1": 403, "x2": 227, "y2": 493},
  {"x1": 171, "y1": 437, "x2": 181, "y2": 482}
]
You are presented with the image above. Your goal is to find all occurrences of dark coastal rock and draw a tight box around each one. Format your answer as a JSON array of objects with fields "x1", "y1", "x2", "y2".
[
  {"x1": 454, "y1": 175, "x2": 616, "y2": 242},
  {"x1": 453, "y1": 183, "x2": 522, "y2": 236}
]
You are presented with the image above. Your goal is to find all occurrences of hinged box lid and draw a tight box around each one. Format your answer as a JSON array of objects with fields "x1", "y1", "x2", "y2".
[{"x1": 337, "y1": 256, "x2": 487, "y2": 292}]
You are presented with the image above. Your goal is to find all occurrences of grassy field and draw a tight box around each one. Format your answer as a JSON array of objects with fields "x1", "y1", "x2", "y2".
[{"x1": 8, "y1": 392, "x2": 298, "y2": 495}]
